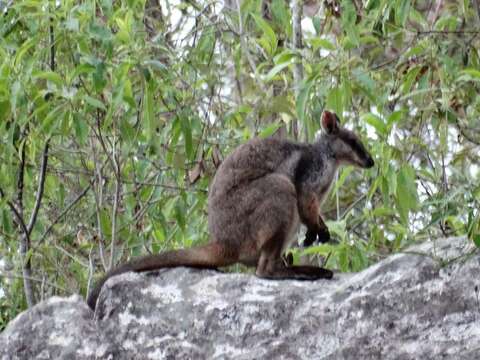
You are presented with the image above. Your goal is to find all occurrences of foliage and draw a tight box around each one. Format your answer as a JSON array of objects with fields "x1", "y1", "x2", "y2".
[{"x1": 0, "y1": 0, "x2": 479, "y2": 325}]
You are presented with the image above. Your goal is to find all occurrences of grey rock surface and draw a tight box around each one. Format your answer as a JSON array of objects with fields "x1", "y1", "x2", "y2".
[{"x1": 1, "y1": 236, "x2": 479, "y2": 359}]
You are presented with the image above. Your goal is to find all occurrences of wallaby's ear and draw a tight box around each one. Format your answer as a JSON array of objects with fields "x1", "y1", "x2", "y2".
[{"x1": 321, "y1": 110, "x2": 340, "y2": 135}]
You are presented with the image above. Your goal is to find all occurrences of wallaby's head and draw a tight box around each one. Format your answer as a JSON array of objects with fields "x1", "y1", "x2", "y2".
[{"x1": 321, "y1": 110, "x2": 374, "y2": 169}]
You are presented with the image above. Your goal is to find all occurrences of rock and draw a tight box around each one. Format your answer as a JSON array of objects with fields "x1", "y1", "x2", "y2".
[{"x1": 1, "y1": 236, "x2": 479, "y2": 359}]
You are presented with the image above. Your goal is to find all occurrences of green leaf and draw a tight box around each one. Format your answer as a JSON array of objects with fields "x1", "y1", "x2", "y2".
[
  {"x1": 166, "y1": 118, "x2": 181, "y2": 166},
  {"x1": 174, "y1": 199, "x2": 186, "y2": 230},
  {"x1": 251, "y1": 14, "x2": 278, "y2": 55},
  {"x1": 84, "y1": 96, "x2": 107, "y2": 111},
  {"x1": 365, "y1": 0, "x2": 380, "y2": 10},
  {"x1": 296, "y1": 75, "x2": 317, "y2": 125},
  {"x1": 362, "y1": 113, "x2": 387, "y2": 136},
  {"x1": 338, "y1": 245, "x2": 349, "y2": 272},
  {"x1": 263, "y1": 61, "x2": 293, "y2": 82},
  {"x1": 99, "y1": 208, "x2": 112, "y2": 237},
  {"x1": 69, "y1": 64, "x2": 95, "y2": 83},
  {"x1": 396, "y1": 165, "x2": 418, "y2": 224},
  {"x1": 119, "y1": 116, "x2": 135, "y2": 140},
  {"x1": 473, "y1": 235, "x2": 480, "y2": 248},
  {"x1": 42, "y1": 105, "x2": 64, "y2": 135},
  {"x1": 2, "y1": 208, "x2": 12, "y2": 233},
  {"x1": 195, "y1": 26, "x2": 216, "y2": 62},
  {"x1": 93, "y1": 62, "x2": 107, "y2": 92},
  {"x1": 387, "y1": 111, "x2": 403, "y2": 127},
  {"x1": 312, "y1": 17, "x2": 322, "y2": 34},
  {"x1": 395, "y1": 0, "x2": 411, "y2": 26},
  {"x1": 259, "y1": 122, "x2": 282, "y2": 138},
  {"x1": 11, "y1": 81, "x2": 21, "y2": 114},
  {"x1": 0, "y1": 100, "x2": 11, "y2": 123},
  {"x1": 179, "y1": 114, "x2": 193, "y2": 160},
  {"x1": 88, "y1": 22, "x2": 113, "y2": 41},
  {"x1": 270, "y1": 96, "x2": 295, "y2": 117},
  {"x1": 326, "y1": 87, "x2": 343, "y2": 117},
  {"x1": 309, "y1": 38, "x2": 336, "y2": 52},
  {"x1": 144, "y1": 60, "x2": 168, "y2": 72},
  {"x1": 60, "y1": 110, "x2": 72, "y2": 136},
  {"x1": 352, "y1": 69, "x2": 377, "y2": 103},
  {"x1": 401, "y1": 66, "x2": 421, "y2": 94},
  {"x1": 341, "y1": 0, "x2": 360, "y2": 46},
  {"x1": 273, "y1": 50, "x2": 297, "y2": 64},
  {"x1": 434, "y1": 15, "x2": 458, "y2": 31},
  {"x1": 326, "y1": 219, "x2": 347, "y2": 242},
  {"x1": 14, "y1": 37, "x2": 36, "y2": 67},
  {"x1": 33, "y1": 71, "x2": 63, "y2": 87},
  {"x1": 271, "y1": 0, "x2": 291, "y2": 36},
  {"x1": 144, "y1": 80, "x2": 155, "y2": 141},
  {"x1": 73, "y1": 113, "x2": 89, "y2": 145},
  {"x1": 115, "y1": 13, "x2": 132, "y2": 43},
  {"x1": 457, "y1": 68, "x2": 480, "y2": 82}
]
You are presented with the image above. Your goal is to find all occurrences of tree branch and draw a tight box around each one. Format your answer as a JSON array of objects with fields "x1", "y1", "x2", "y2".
[
  {"x1": 474, "y1": 0, "x2": 480, "y2": 23},
  {"x1": 417, "y1": 29, "x2": 480, "y2": 35},
  {"x1": 12, "y1": 142, "x2": 36, "y2": 308},
  {"x1": 291, "y1": 0, "x2": 304, "y2": 140},
  {"x1": 16, "y1": 142, "x2": 26, "y2": 219},
  {"x1": 235, "y1": 0, "x2": 267, "y2": 93},
  {"x1": 109, "y1": 134, "x2": 122, "y2": 271},
  {"x1": 27, "y1": 141, "x2": 49, "y2": 235}
]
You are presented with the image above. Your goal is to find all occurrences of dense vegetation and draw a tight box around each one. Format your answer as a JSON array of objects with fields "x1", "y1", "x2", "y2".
[{"x1": 1, "y1": 0, "x2": 479, "y2": 327}]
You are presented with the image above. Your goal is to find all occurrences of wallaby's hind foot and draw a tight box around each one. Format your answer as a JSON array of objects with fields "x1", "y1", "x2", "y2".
[
  {"x1": 288, "y1": 265, "x2": 333, "y2": 279},
  {"x1": 256, "y1": 250, "x2": 333, "y2": 280},
  {"x1": 256, "y1": 264, "x2": 333, "y2": 280}
]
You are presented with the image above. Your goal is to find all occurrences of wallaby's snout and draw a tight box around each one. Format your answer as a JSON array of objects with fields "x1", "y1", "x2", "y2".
[
  {"x1": 364, "y1": 155, "x2": 375, "y2": 168},
  {"x1": 357, "y1": 147, "x2": 374, "y2": 169}
]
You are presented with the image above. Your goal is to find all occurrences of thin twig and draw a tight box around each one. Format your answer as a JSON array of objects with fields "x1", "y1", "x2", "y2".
[
  {"x1": 109, "y1": 132, "x2": 122, "y2": 271},
  {"x1": 417, "y1": 29, "x2": 480, "y2": 35},
  {"x1": 341, "y1": 194, "x2": 367, "y2": 219},
  {"x1": 0, "y1": 271, "x2": 66, "y2": 292},
  {"x1": 36, "y1": 183, "x2": 92, "y2": 247},
  {"x1": 86, "y1": 246, "x2": 94, "y2": 301},
  {"x1": 54, "y1": 245, "x2": 89, "y2": 268}
]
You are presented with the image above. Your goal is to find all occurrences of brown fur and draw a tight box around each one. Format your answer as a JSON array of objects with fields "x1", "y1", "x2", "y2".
[{"x1": 87, "y1": 111, "x2": 374, "y2": 310}]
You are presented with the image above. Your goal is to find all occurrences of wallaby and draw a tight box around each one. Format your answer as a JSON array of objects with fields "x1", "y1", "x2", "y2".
[{"x1": 87, "y1": 110, "x2": 374, "y2": 310}]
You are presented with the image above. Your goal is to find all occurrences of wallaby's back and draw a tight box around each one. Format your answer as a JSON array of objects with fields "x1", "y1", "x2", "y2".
[{"x1": 207, "y1": 138, "x2": 305, "y2": 248}]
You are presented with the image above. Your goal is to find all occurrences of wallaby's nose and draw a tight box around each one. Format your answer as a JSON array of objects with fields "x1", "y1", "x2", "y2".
[{"x1": 365, "y1": 157, "x2": 375, "y2": 168}]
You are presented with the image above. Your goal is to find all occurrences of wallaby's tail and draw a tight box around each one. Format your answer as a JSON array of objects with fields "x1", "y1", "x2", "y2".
[{"x1": 87, "y1": 242, "x2": 233, "y2": 310}]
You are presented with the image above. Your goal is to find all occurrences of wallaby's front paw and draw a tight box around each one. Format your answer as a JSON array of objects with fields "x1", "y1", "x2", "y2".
[
  {"x1": 304, "y1": 229, "x2": 317, "y2": 247},
  {"x1": 304, "y1": 227, "x2": 330, "y2": 246},
  {"x1": 317, "y1": 227, "x2": 330, "y2": 243}
]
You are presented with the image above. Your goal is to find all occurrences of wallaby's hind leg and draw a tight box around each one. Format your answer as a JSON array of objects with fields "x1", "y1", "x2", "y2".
[
  {"x1": 255, "y1": 224, "x2": 333, "y2": 280},
  {"x1": 249, "y1": 173, "x2": 333, "y2": 280}
]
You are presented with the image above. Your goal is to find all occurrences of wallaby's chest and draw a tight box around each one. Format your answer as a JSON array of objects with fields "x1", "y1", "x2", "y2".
[
  {"x1": 292, "y1": 148, "x2": 338, "y2": 201},
  {"x1": 315, "y1": 161, "x2": 337, "y2": 204}
]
